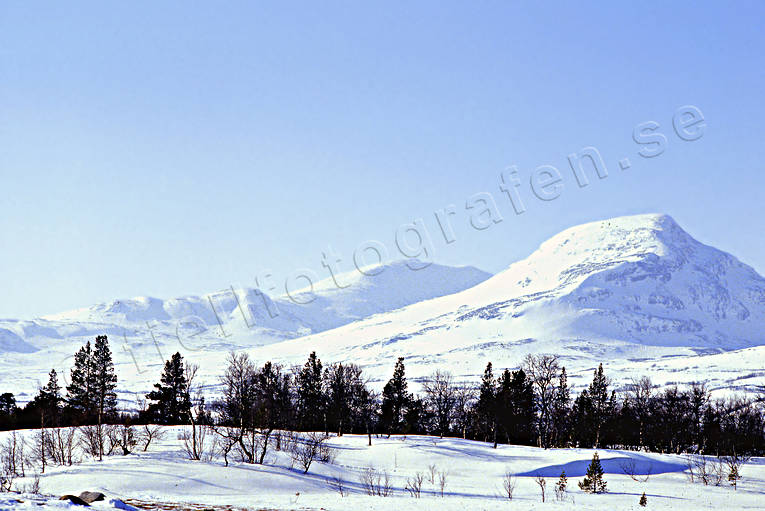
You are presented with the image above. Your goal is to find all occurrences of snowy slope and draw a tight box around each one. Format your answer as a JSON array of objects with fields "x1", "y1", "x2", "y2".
[
  {"x1": 0, "y1": 213, "x2": 764, "y2": 403},
  {"x1": 38, "y1": 261, "x2": 490, "y2": 338},
  {"x1": 2, "y1": 427, "x2": 764, "y2": 511}
]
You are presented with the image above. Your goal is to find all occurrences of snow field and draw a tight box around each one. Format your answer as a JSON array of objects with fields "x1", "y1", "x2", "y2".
[{"x1": 2, "y1": 427, "x2": 764, "y2": 511}]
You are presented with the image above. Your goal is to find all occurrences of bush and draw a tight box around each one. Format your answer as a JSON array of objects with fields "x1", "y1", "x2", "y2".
[
  {"x1": 360, "y1": 467, "x2": 392, "y2": 497},
  {"x1": 326, "y1": 476, "x2": 347, "y2": 497},
  {"x1": 137, "y1": 425, "x2": 165, "y2": 452},
  {"x1": 179, "y1": 425, "x2": 211, "y2": 461},
  {"x1": 109, "y1": 424, "x2": 137, "y2": 455},
  {"x1": 290, "y1": 432, "x2": 331, "y2": 474},
  {"x1": 686, "y1": 454, "x2": 724, "y2": 486},
  {"x1": 47, "y1": 428, "x2": 77, "y2": 466},
  {"x1": 78, "y1": 425, "x2": 108, "y2": 459}
]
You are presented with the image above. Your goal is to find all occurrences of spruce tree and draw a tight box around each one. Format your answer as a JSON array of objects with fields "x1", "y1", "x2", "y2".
[
  {"x1": 495, "y1": 369, "x2": 513, "y2": 445},
  {"x1": 510, "y1": 369, "x2": 535, "y2": 444},
  {"x1": 145, "y1": 352, "x2": 191, "y2": 424},
  {"x1": 67, "y1": 341, "x2": 97, "y2": 421},
  {"x1": 0, "y1": 393, "x2": 16, "y2": 416},
  {"x1": 0, "y1": 393, "x2": 16, "y2": 430},
  {"x1": 476, "y1": 362, "x2": 497, "y2": 445},
  {"x1": 552, "y1": 367, "x2": 571, "y2": 447},
  {"x1": 496, "y1": 368, "x2": 535, "y2": 445},
  {"x1": 380, "y1": 357, "x2": 409, "y2": 436},
  {"x1": 403, "y1": 396, "x2": 424, "y2": 434},
  {"x1": 325, "y1": 362, "x2": 352, "y2": 436},
  {"x1": 639, "y1": 491, "x2": 647, "y2": 506},
  {"x1": 578, "y1": 452, "x2": 607, "y2": 493},
  {"x1": 572, "y1": 389, "x2": 592, "y2": 446},
  {"x1": 252, "y1": 361, "x2": 292, "y2": 463},
  {"x1": 588, "y1": 364, "x2": 611, "y2": 448},
  {"x1": 296, "y1": 351, "x2": 325, "y2": 431}
]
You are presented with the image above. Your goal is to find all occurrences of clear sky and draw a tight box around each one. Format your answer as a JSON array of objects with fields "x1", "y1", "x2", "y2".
[{"x1": 2, "y1": 2, "x2": 764, "y2": 318}]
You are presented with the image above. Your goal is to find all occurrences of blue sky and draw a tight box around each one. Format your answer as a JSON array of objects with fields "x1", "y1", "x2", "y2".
[{"x1": 2, "y1": 2, "x2": 764, "y2": 318}]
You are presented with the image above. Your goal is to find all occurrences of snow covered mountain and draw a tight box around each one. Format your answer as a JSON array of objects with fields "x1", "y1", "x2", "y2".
[
  {"x1": 1, "y1": 213, "x2": 764, "y2": 403},
  {"x1": 0, "y1": 261, "x2": 491, "y2": 401},
  {"x1": 248, "y1": 213, "x2": 765, "y2": 392},
  {"x1": 455, "y1": 213, "x2": 765, "y2": 349}
]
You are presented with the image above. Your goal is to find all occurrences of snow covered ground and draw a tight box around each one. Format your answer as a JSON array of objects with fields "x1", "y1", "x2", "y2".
[
  {"x1": 0, "y1": 496, "x2": 136, "y2": 511},
  {"x1": 2, "y1": 427, "x2": 764, "y2": 511}
]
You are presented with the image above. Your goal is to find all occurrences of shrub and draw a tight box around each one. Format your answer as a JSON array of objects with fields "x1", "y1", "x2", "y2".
[
  {"x1": 501, "y1": 471, "x2": 516, "y2": 500},
  {"x1": 360, "y1": 467, "x2": 392, "y2": 497},
  {"x1": 405, "y1": 472, "x2": 424, "y2": 498},
  {"x1": 535, "y1": 474, "x2": 547, "y2": 502}
]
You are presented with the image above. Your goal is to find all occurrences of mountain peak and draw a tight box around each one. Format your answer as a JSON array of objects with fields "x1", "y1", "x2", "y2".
[{"x1": 536, "y1": 213, "x2": 694, "y2": 266}]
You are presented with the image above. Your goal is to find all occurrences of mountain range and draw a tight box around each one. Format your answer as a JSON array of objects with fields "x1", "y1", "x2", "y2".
[{"x1": 2, "y1": 213, "x2": 764, "y2": 404}]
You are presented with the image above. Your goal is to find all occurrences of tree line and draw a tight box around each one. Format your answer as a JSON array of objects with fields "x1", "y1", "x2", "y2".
[{"x1": 1, "y1": 336, "x2": 764, "y2": 458}]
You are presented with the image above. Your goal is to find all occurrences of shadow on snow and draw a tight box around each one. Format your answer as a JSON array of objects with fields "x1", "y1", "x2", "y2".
[{"x1": 516, "y1": 453, "x2": 686, "y2": 478}]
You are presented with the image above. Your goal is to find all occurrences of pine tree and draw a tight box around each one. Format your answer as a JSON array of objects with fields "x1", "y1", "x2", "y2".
[
  {"x1": 92, "y1": 335, "x2": 118, "y2": 461},
  {"x1": 145, "y1": 352, "x2": 192, "y2": 424},
  {"x1": 578, "y1": 452, "x2": 607, "y2": 493},
  {"x1": 380, "y1": 357, "x2": 410, "y2": 436},
  {"x1": 554, "y1": 470, "x2": 568, "y2": 500},
  {"x1": 67, "y1": 341, "x2": 97, "y2": 421},
  {"x1": 296, "y1": 351, "x2": 325, "y2": 431},
  {"x1": 42, "y1": 368, "x2": 62, "y2": 398},
  {"x1": 639, "y1": 491, "x2": 647, "y2": 506},
  {"x1": 92, "y1": 335, "x2": 118, "y2": 421},
  {"x1": 40, "y1": 369, "x2": 63, "y2": 424},
  {"x1": 65, "y1": 336, "x2": 117, "y2": 460},
  {"x1": 28, "y1": 369, "x2": 63, "y2": 427}
]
